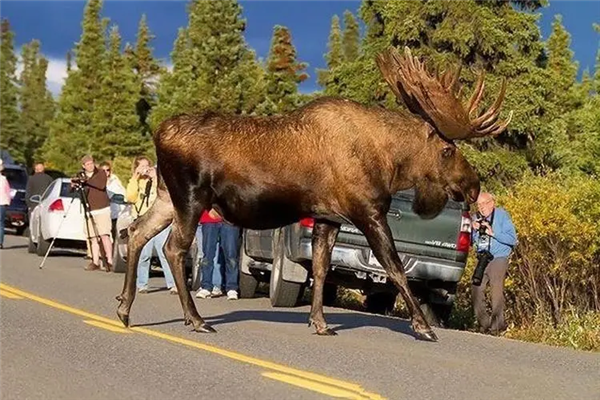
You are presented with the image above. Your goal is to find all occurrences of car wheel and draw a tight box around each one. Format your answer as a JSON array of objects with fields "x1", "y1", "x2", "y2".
[
  {"x1": 239, "y1": 244, "x2": 259, "y2": 298},
  {"x1": 323, "y1": 283, "x2": 338, "y2": 306},
  {"x1": 27, "y1": 227, "x2": 36, "y2": 254},
  {"x1": 419, "y1": 302, "x2": 452, "y2": 328},
  {"x1": 36, "y1": 224, "x2": 50, "y2": 257},
  {"x1": 269, "y1": 228, "x2": 303, "y2": 307},
  {"x1": 112, "y1": 233, "x2": 127, "y2": 273}
]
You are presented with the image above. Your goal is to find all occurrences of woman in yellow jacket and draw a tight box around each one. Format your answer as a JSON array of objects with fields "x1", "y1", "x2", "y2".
[{"x1": 127, "y1": 156, "x2": 176, "y2": 294}]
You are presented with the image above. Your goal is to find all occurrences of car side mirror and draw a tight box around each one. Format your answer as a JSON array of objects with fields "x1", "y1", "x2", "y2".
[
  {"x1": 29, "y1": 194, "x2": 41, "y2": 204},
  {"x1": 110, "y1": 194, "x2": 126, "y2": 205}
]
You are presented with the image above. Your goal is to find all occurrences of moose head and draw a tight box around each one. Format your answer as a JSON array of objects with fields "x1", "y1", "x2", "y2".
[{"x1": 376, "y1": 47, "x2": 513, "y2": 218}]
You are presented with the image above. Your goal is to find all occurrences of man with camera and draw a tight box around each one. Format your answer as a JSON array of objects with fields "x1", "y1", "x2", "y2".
[
  {"x1": 471, "y1": 192, "x2": 517, "y2": 335},
  {"x1": 72, "y1": 154, "x2": 113, "y2": 272}
]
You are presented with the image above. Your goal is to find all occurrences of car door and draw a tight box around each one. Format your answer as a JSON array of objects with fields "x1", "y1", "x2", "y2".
[{"x1": 32, "y1": 180, "x2": 57, "y2": 242}]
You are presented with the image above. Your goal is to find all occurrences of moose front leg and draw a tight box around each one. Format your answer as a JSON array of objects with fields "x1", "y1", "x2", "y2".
[
  {"x1": 164, "y1": 213, "x2": 215, "y2": 333},
  {"x1": 308, "y1": 220, "x2": 340, "y2": 335},
  {"x1": 117, "y1": 195, "x2": 173, "y2": 327},
  {"x1": 355, "y1": 213, "x2": 438, "y2": 342}
]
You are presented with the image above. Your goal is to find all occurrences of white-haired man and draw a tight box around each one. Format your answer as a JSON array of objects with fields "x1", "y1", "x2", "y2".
[{"x1": 471, "y1": 192, "x2": 517, "y2": 335}]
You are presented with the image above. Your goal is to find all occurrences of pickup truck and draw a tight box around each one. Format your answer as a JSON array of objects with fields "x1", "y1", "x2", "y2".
[{"x1": 238, "y1": 189, "x2": 472, "y2": 326}]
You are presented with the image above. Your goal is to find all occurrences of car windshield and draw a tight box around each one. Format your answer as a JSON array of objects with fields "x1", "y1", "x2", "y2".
[
  {"x1": 4, "y1": 167, "x2": 28, "y2": 190},
  {"x1": 59, "y1": 182, "x2": 79, "y2": 199}
]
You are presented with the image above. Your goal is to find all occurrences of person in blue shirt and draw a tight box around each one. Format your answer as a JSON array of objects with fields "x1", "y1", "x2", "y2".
[{"x1": 471, "y1": 192, "x2": 517, "y2": 334}]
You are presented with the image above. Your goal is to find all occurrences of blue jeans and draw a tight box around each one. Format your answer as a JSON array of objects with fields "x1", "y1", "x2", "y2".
[
  {"x1": 136, "y1": 225, "x2": 175, "y2": 289},
  {"x1": 195, "y1": 225, "x2": 224, "y2": 289},
  {"x1": 0, "y1": 205, "x2": 5, "y2": 246},
  {"x1": 200, "y1": 223, "x2": 241, "y2": 292}
]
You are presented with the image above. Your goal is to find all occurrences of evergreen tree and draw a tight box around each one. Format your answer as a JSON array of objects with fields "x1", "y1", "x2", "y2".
[
  {"x1": 317, "y1": 15, "x2": 343, "y2": 89},
  {"x1": 19, "y1": 40, "x2": 55, "y2": 168},
  {"x1": 0, "y1": 19, "x2": 21, "y2": 162},
  {"x1": 43, "y1": 0, "x2": 106, "y2": 173},
  {"x1": 151, "y1": 0, "x2": 267, "y2": 125},
  {"x1": 593, "y1": 23, "x2": 600, "y2": 94},
  {"x1": 93, "y1": 26, "x2": 145, "y2": 160},
  {"x1": 130, "y1": 14, "x2": 163, "y2": 135},
  {"x1": 263, "y1": 25, "x2": 308, "y2": 114},
  {"x1": 342, "y1": 10, "x2": 360, "y2": 62}
]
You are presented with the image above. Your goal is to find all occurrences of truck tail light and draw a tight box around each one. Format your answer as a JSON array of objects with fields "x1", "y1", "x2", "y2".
[{"x1": 457, "y1": 211, "x2": 472, "y2": 253}]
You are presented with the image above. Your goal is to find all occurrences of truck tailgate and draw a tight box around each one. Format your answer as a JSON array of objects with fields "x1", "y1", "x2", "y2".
[{"x1": 335, "y1": 190, "x2": 466, "y2": 262}]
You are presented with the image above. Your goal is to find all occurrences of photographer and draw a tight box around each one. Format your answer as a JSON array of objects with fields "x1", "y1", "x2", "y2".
[
  {"x1": 73, "y1": 154, "x2": 113, "y2": 272},
  {"x1": 126, "y1": 156, "x2": 176, "y2": 294},
  {"x1": 470, "y1": 192, "x2": 517, "y2": 335}
]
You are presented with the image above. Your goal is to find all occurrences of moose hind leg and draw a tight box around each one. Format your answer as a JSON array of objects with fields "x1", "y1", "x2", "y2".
[
  {"x1": 355, "y1": 214, "x2": 437, "y2": 342},
  {"x1": 165, "y1": 210, "x2": 215, "y2": 333},
  {"x1": 308, "y1": 220, "x2": 340, "y2": 336},
  {"x1": 116, "y1": 195, "x2": 173, "y2": 327}
]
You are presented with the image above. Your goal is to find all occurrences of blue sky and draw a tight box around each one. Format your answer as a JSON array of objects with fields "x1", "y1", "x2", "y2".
[{"x1": 1, "y1": 0, "x2": 599, "y2": 95}]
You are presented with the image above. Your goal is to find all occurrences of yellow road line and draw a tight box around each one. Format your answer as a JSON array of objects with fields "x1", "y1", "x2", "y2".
[
  {"x1": 0, "y1": 283, "x2": 385, "y2": 400},
  {"x1": 84, "y1": 320, "x2": 133, "y2": 334},
  {"x1": 262, "y1": 372, "x2": 370, "y2": 399},
  {"x1": 0, "y1": 289, "x2": 23, "y2": 299}
]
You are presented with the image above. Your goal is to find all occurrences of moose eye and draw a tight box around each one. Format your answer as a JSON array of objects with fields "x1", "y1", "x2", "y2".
[{"x1": 442, "y1": 147, "x2": 455, "y2": 158}]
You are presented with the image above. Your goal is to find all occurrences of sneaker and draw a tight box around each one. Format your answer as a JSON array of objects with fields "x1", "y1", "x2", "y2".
[
  {"x1": 195, "y1": 289, "x2": 211, "y2": 299},
  {"x1": 138, "y1": 286, "x2": 149, "y2": 294},
  {"x1": 169, "y1": 286, "x2": 178, "y2": 295},
  {"x1": 211, "y1": 287, "x2": 223, "y2": 297},
  {"x1": 227, "y1": 290, "x2": 238, "y2": 300}
]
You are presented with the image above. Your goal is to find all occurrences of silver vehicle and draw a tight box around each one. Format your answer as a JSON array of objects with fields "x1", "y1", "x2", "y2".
[{"x1": 239, "y1": 189, "x2": 472, "y2": 326}]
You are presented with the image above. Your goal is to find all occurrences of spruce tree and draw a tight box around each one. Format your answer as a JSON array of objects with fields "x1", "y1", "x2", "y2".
[
  {"x1": 130, "y1": 14, "x2": 163, "y2": 135},
  {"x1": 19, "y1": 40, "x2": 55, "y2": 168},
  {"x1": 151, "y1": 0, "x2": 267, "y2": 124},
  {"x1": 342, "y1": 10, "x2": 360, "y2": 62},
  {"x1": 93, "y1": 26, "x2": 144, "y2": 160},
  {"x1": 263, "y1": 25, "x2": 308, "y2": 114},
  {"x1": 43, "y1": 0, "x2": 106, "y2": 173},
  {"x1": 0, "y1": 19, "x2": 21, "y2": 162},
  {"x1": 317, "y1": 15, "x2": 343, "y2": 89}
]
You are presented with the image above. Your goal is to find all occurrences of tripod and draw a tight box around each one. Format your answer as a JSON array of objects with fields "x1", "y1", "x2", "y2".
[
  {"x1": 38, "y1": 183, "x2": 110, "y2": 272},
  {"x1": 38, "y1": 195, "x2": 78, "y2": 270},
  {"x1": 77, "y1": 183, "x2": 111, "y2": 272}
]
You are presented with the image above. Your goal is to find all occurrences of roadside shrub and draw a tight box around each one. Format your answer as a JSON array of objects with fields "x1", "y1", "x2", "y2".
[{"x1": 501, "y1": 172, "x2": 600, "y2": 326}]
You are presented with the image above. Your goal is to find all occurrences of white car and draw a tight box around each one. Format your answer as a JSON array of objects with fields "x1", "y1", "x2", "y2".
[{"x1": 28, "y1": 178, "x2": 88, "y2": 256}]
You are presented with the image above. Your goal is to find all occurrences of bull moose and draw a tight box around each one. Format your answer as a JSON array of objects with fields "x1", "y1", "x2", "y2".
[{"x1": 116, "y1": 46, "x2": 512, "y2": 342}]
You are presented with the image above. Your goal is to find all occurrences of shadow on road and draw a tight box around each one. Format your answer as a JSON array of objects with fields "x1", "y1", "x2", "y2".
[{"x1": 135, "y1": 308, "x2": 416, "y2": 338}]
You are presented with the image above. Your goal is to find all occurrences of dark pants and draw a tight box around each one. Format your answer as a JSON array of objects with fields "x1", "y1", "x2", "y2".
[
  {"x1": 0, "y1": 205, "x2": 5, "y2": 246},
  {"x1": 472, "y1": 257, "x2": 509, "y2": 333},
  {"x1": 200, "y1": 223, "x2": 241, "y2": 292}
]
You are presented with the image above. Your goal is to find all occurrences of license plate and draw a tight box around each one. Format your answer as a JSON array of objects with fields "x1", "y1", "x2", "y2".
[{"x1": 368, "y1": 251, "x2": 382, "y2": 267}]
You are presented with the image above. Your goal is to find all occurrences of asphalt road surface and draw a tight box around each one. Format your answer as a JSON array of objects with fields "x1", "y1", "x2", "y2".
[{"x1": 1, "y1": 234, "x2": 599, "y2": 400}]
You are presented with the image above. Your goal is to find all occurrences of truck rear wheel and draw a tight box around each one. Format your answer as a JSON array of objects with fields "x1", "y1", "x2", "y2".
[
  {"x1": 269, "y1": 229, "x2": 303, "y2": 307},
  {"x1": 420, "y1": 302, "x2": 452, "y2": 328},
  {"x1": 112, "y1": 234, "x2": 127, "y2": 273}
]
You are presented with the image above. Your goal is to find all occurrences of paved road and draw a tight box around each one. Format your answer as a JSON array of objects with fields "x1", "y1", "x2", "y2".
[{"x1": 1, "y1": 234, "x2": 599, "y2": 400}]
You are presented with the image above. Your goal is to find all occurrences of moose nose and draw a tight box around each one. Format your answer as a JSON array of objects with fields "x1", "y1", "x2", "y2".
[{"x1": 467, "y1": 187, "x2": 479, "y2": 204}]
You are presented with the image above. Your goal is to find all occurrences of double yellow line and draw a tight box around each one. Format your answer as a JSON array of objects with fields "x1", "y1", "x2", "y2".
[{"x1": 0, "y1": 283, "x2": 385, "y2": 399}]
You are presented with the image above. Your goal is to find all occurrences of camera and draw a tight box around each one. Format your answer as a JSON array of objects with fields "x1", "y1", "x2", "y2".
[
  {"x1": 70, "y1": 171, "x2": 88, "y2": 190},
  {"x1": 474, "y1": 212, "x2": 489, "y2": 236},
  {"x1": 472, "y1": 250, "x2": 494, "y2": 286}
]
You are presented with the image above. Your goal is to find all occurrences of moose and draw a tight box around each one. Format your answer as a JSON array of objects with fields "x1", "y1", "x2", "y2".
[{"x1": 116, "y1": 47, "x2": 512, "y2": 342}]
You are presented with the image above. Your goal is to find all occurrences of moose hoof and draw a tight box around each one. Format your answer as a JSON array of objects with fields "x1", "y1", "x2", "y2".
[
  {"x1": 415, "y1": 330, "x2": 438, "y2": 342},
  {"x1": 194, "y1": 323, "x2": 216, "y2": 333},
  {"x1": 117, "y1": 311, "x2": 129, "y2": 328},
  {"x1": 315, "y1": 327, "x2": 338, "y2": 336}
]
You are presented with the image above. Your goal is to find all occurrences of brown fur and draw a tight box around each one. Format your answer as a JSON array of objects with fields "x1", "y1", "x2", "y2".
[{"x1": 117, "y1": 48, "x2": 510, "y2": 343}]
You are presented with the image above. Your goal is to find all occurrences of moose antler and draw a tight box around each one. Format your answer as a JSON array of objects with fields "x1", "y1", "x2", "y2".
[{"x1": 375, "y1": 46, "x2": 513, "y2": 140}]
